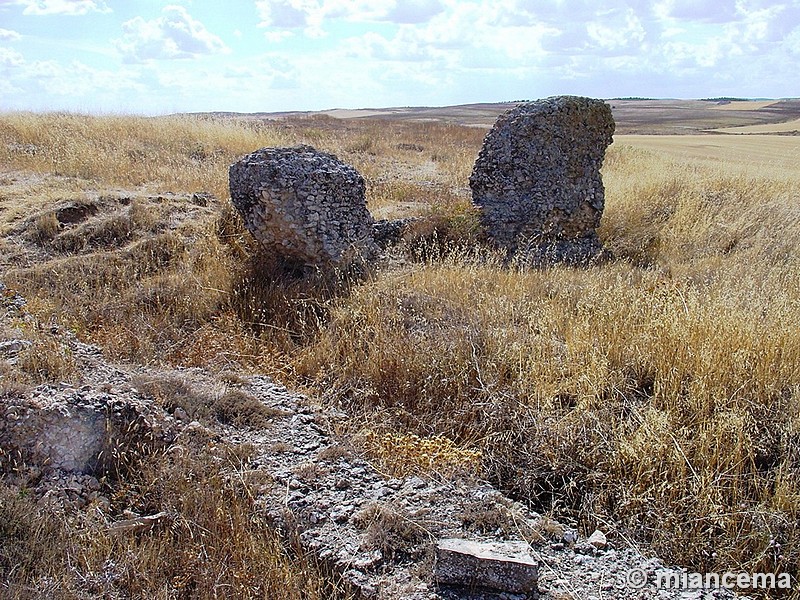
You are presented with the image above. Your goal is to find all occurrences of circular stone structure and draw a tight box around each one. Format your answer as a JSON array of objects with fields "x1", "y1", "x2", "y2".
[
  {"x1": 229, "y1": 145, "x2": 377, "y2": 268},
  {"x1": 469, "y1": 96, "x2": 615, "y2": 265}
]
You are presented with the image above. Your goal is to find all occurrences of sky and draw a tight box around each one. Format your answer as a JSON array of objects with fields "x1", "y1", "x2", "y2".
[{"x1": 0, "y1": 0, "x2": 798, "y2": 114}]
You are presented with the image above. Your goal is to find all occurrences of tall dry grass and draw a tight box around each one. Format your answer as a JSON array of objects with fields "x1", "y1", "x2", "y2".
[
  {"x1": 0, "y1": 112, "x2": 288, "y2": 199},
  {"x1": 2, "y1": 112, "x2": 800, "y2": 595},
  {"x1": 295, "y1": 143, "x2": 800, "y2": 586},
  {"x1": 1, "y1": 438, "x2": 355, "y2": 599}
]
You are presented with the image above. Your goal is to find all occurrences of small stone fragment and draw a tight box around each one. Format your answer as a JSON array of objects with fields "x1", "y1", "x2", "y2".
[
  {"x1": 587, "y1": 529, "x2": 608, "y2": 549},
  {"x1": 562, "y1": 529, "x2": 578, "y2": 544}
]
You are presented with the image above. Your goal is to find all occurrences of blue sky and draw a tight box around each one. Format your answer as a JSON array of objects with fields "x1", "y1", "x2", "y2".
[{"x1": 0, "y1": 0, "x2": 798, "y2": 114}]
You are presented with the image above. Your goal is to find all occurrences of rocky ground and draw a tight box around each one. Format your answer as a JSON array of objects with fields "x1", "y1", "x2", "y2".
[{"x1": 0, "y1": 280, "x2": 747, "y2": 600}]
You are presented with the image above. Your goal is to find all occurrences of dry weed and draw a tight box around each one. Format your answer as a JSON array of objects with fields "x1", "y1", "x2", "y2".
[
  {"x1": 358, "y1": 430, "x2": 482, "y2": 479},
  {"x1": 353, "y1": 502, "x2": 429, "y2": 560},
  {"x1": 0, "y1": 440, "x2": 355, "y2": 599}
]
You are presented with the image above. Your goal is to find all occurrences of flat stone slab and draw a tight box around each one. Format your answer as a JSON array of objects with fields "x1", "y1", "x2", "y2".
[{"x1": 435, "y1": 539, "x2": 539, "y2": 595}]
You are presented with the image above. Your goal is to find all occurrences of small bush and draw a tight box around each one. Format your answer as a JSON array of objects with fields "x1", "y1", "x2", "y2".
[
  {"x1": 401, "y1": 205, "x2": 484, "y2": 262},
  {"x1": 133, "y1": 375, "x2": 286, "y2": 428},
  {"x1": 31, "y1": 211, "x2": 60, "y2": 243},
  {"x1": 353, "y1": 502, "x2": 428, "y2": 560},
  {"x1": 0, "y1": 439, "x2": 356, "y2": 599},
  {"x1": 213, "y1": 388, "x2": 289, "y2": 428},
  {"x1": 358, "y1": 430, "x2": 482, "y2": 479},
  {"x1": 16, "y1": 337, "x2": 77, "y2": 384},
  {"x1": 0, "y1": 487, "x2": 73, "y2": 583}
]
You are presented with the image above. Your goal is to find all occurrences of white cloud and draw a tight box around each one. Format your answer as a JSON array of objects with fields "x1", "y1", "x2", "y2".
[
  {"x1": 654, "y1": 0, "x2": 739, "y2": 23},
  {"x1": 265, "y1": 30, "x2": 294, "y2": 42},
  {"x1": 0, "y1": 28, "x2": 22, "y2": 41},
  {"x1": 736, "y1": 3, "x2": 793, "y2": 45},
  {"x1": 5, "y1": 0, "x2": 111, "y2": 15},
  {"x1": 0, "y1": 46, "x2": 149, "y2": 112},
  {"x1": 785, "y1": 26, "x2": 800, "y2": 54},
  {"x1": 662, "y1": 36, "x2": 737, "y2": 69},
  {"x1": 255, "y1": 0, "x2": 318, "y2": 29},
  {"x1": 345, "y1": 1, "x2": 558, "y2": 67},
  {"x1": 586, "y1": 8, "x2": 647, "y2": 52},
  {"x1": 351, "y1": 29, "x2": 445, "y2": 62},
  {"x1": 255, "y1": 0, "x2": 445, "y2": 35},
  {"x1": 325, "y1": 0, "x2": 800, "y2": 103},
  {"x1": 0, "y1": 46, "x2": 25, "y2": 67},
  {"x1": 379, "y1": 0, "x2": 445, "y2": 23},
  {"x1": 116, "y1": 5, "x2": 229, "y2": 63},
  {"x1": 3, "y1": 0, "x2": 800, "y2": 113}
]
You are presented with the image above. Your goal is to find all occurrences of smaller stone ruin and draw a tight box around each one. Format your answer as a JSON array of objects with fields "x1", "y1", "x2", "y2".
[
  {"x1": 229, "y1": 145, "x2": 378, "y2": 269},
  {"x1": 470, "y1": 95, "x2": 615, "y2": 265},
  {"x1": 1, "y1": 389, "x2": 176, "y2": 476}
]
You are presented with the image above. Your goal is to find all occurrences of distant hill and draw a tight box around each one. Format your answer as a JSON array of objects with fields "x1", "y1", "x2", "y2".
[{"x1": 193, "y1": 98, "x2": 800, "y2": 135}]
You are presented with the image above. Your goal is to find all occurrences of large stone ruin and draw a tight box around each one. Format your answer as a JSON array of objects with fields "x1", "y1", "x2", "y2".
[
  {"x1": 470, "y1": 95, "x2": 615, "y2": 265},
  {"x1": 229, "y1": 145, "x2": 378, "y2": 269}
]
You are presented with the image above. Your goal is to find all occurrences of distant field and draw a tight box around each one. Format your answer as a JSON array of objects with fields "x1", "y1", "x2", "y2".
[
  {"x1": 615, "y1": 133, "x2": 800, "y2": 170},
  {"x1": 713, "y1": 117, "x2": 800, "y2": 134},
  {"x1": 708, "y1": 100, "x2": 777, "y2": 111},
  {"x1": 207, "y1": 98, "x2": 800, "y2": 134}
]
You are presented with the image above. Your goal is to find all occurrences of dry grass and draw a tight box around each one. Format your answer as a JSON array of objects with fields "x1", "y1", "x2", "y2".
[
  {"x1": 132, "y1": 374, "x2": 289, "y2": 428},
  {"x1": 713, "y1": 117, "x2": 800, "y2": 133},
  {"x1": 357, "y1": 430, "x2": 482, "y2": 479},
  {"x1": 2, "y1": 111, "x2": 800, "y2": 596},
  {"x1": 352, "y1": 501, "x2": 429, "y2": 560},
  {"x1": 0, "y1": 112, "x2": 290, "y2": 199},
  {"x1": 617, "y1": 133, "x2": 800, "y2": 170},
  {"x1": 295, "y1": 142, "x2": 800, "y2": 585},
  {"x1": 0, "y1": 438, "x2": 355, "y2": 599}
]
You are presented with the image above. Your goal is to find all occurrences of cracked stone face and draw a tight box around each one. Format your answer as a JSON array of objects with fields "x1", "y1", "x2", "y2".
[
  {"x1": 470, "y1": 96, "x2": 615, "y2": 265},
  {"x1": 228, "y1": 145, "x2": 378, "y2": 268}
]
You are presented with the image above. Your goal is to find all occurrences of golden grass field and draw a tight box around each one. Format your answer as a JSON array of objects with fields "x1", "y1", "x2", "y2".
[
  {"x1": 618, "y1": 133, "x2": 800, "y2": 170},
  {"x1": 713, "y1": 118, "x2": 800, "y2": 134},
  {"x1": 1, "y1": 107, "x2": 800, "y2": 598}
]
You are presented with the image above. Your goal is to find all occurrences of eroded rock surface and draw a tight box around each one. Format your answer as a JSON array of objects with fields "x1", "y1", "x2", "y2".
[
  {"x1": 470, "y1": 96, "x2": 615, "y2": 265},
  {"x1": 229, "y1": 145, "x2": 378, "y2": 268},
  {"x1": 1, "y1": 385, "x2": 178, "y2": 475}
]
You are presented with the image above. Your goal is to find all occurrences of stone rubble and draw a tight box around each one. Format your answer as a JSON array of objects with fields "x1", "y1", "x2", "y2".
[
  {"x1": 228, "y1": 375, "x2": 744, "y2": 600},
  {"x1": 372, "y1": 217, "x2": 419, "y2": 249},
  {"x1": 228, "y1": 145, "x2": 378, "y2": 268},
  {"x1": 470, "y1": 96, "x2": 615, "y2": 265}
]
